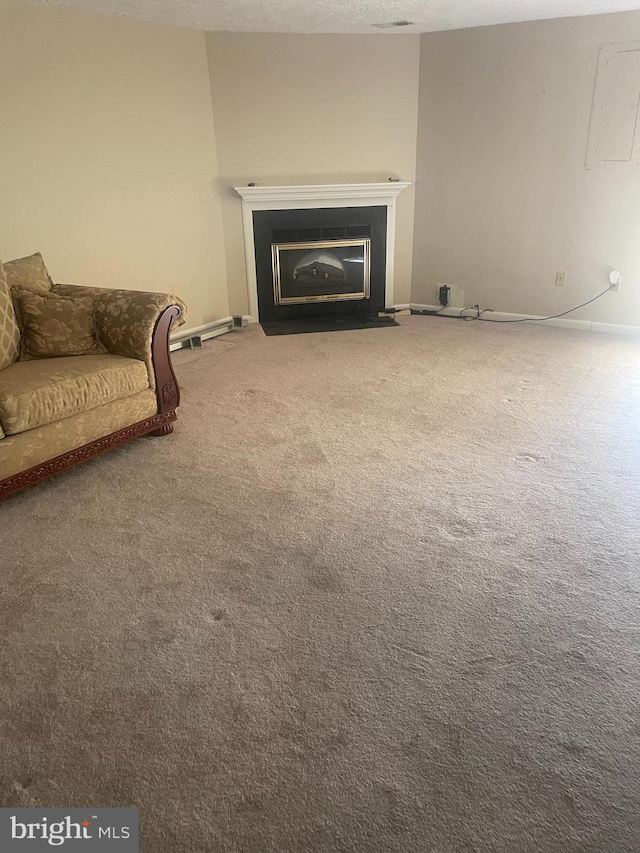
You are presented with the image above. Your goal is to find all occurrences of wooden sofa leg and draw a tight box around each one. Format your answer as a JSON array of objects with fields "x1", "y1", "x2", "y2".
[{"x1": 151, "y1": 422, "x2": 174, "y2": 436}]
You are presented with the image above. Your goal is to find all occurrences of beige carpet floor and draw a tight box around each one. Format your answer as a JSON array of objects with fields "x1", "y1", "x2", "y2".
[{"x1": 2, "y1": 316, "x2": 640, "y2": 852}]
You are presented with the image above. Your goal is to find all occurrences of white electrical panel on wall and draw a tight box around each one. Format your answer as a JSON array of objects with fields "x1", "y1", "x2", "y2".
[{"x1": 586, "y1": 41, "x2": 640, "y2": 169}]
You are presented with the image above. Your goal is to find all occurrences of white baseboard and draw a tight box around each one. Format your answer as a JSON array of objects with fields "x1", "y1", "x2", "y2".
[
  {"x1": 171, "y1": 309, "x2": 640, "y2": 347},
  {"x1": 590, "y1": 321, "x2": 640, "y2": 336},
  {"x1": 410, "y1": 304, "x2": 640, "y2": 337}
]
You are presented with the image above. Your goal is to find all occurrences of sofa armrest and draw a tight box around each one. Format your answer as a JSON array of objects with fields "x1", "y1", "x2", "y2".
[{"x1": 53, "y1": 284, "x2": 186, "y2": 389}]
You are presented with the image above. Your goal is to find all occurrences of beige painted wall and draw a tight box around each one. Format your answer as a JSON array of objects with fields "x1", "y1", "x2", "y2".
[
  {"x1": 206, "y1": 32, "x2": 420, "y2": 314},
  {"x1": 413, "y1": 11, "x2": 640, "y2": 325},
  {"x1": 0, "y1": 0, "x2": 228, "y2": 328}
]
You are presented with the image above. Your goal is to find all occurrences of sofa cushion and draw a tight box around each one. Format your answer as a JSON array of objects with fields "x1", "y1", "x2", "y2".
[
  {"x1": 16, "y1": 291, "x2": 107, "y2": 360},
  {"x1": 0, "y1": 389, "x2": 158, "y2": 481},
  {"x1": 0, "y1": 261, "x2": 20, "y2": 372},
  {"x1": 0, "y1": 354, "x2": 149, "y2": 436},
  {"x1": 3, "y1": 252, "x2": 53, "y2": 294}
]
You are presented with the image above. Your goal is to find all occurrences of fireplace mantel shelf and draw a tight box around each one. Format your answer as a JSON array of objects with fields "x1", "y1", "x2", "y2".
[{"x1": 234, "y1": 182, "x2": 411, "y2": 203}]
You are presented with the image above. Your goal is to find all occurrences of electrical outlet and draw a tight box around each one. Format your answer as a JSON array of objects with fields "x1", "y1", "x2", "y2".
[
  {"x1": 555, "y1": 271, "x2": 566, "y2": 287},
  {"x1": 609, "y1": 271, "x2": 621, "y2": 292}
]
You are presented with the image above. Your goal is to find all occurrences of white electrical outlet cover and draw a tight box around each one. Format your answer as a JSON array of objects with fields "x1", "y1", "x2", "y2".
[{"x1": 448, "y1": 285, "x2": 465, "y2": 307}]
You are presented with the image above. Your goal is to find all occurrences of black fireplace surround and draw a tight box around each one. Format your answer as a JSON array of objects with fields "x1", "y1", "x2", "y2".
[{"x1": 253, "y1": 205, "x2": 387, "y2": 323}]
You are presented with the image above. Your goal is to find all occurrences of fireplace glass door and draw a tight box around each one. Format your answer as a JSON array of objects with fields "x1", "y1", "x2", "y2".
[{"x1": 271, "y1": 239, "x2": 370, "y2": 305}]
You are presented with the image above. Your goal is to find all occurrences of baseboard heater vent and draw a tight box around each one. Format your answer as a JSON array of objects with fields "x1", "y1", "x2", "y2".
[{"x1": 170, "y1": 317, "x2": 236, "y2": 352}]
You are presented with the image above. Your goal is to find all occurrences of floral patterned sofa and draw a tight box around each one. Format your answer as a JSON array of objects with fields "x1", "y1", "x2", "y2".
[{"x1": 0, "y1": 253, "x2": 186, "y2": 500}]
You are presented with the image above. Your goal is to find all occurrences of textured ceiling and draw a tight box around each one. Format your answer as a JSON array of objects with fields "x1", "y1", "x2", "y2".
[{"x1": 34, "y1": 0, "x2": 640, "y2": 32}]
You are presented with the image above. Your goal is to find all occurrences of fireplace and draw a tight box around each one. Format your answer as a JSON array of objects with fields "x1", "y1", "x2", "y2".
[{"x1": 234, "y1": 182, "x2": 411, "y2": 323}]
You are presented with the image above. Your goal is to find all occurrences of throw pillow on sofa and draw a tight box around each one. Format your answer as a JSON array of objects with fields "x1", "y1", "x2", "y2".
[
  {"x1": 5, "y1": 252, "x2": 55, "y2": 356},
  {"x1": 16, "y1": 291, "x2": 107, "y2": 359},
  {"x1": 3, "y1": 252, "x2": 53, "y2": 295}
]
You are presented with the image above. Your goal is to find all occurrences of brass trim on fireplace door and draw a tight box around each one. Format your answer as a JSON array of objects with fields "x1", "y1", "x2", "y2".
[{"x1": 271, "y1": 239, "x2": 371, "y2": 305}]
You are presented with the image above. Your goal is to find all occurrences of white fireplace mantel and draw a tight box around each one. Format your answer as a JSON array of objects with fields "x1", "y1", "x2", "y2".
[
  {"x1": 235, "y1": 182, "x2": 411, "y2": 204},
  {"x1": 234, "y1": 182, "x2": 411, "y2": 321}
]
